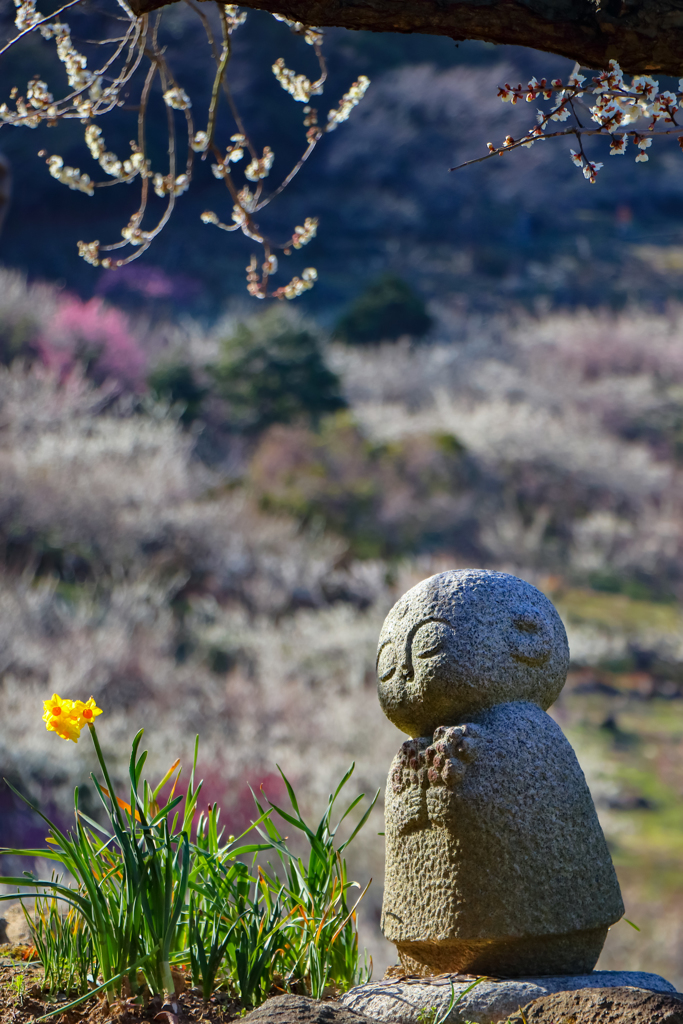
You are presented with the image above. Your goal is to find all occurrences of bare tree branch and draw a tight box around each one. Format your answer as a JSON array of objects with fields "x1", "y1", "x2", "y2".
[{"x1": 127, "y1": 0, "x2": 683, "y2": 77}]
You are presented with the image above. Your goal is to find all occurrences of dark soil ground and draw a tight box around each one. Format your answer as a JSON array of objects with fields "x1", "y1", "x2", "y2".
[{"x1": 0, "y1": 947, "x2": 241, "y2": 1024}]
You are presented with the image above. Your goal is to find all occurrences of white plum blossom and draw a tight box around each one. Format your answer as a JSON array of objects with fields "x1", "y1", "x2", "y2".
[
  {"x1": 466, "y1": 56, "x2": 683, "y2": 188},
  {"x1": 224, "y1": 5, "x2": 247, "y2": 31},
  {"x1": 635, "y1": 136, "x2": 652, "y2": 161},
  {"x1": 47, "y1": 154, "x2": 94, "y2": 194},
  {"x1": 272, "y1": 58, "x2": 323, "y2": 103},
  {"x1": 220, "y1": 134, "x2": 245, "y2": 163},
  {"x1": 263, "y1": 253, "x2": 278, "y2": 274},
  {"x1": 85, "y1": 125, "x2": 145, "y2": 179},
  {"x1": 327, "y1": 76, "x2": 370, "y2": 129},
  {"x1": 245, "y1": 146, "x2": 274, "y2": 181},
  {"x1": 236, "y1": 185, "x2": 257, "y2": 212},
  {"x1": 76, "y1": 239, "x2": 100, "y2": 265},
  {"x1": 14, "y1": 0, "x2": 40, "y2": 31},
  {"x1": 191, "y1": 131, "x2": 209, "y2": 152},
  {"x1": 593, "y1": 59, "x2": 625, "y2": 93},
  {"x1": 272, "y1": 266, "x2": 317, "y2": 300},
  {"x1": 632, "y1": 74, "x2": 659, "y2": 101},
  {"x1": 583, "y1": 160, "x2": 603, "y2": 181},
  {"x1": 291, "y1": 217, "x2": 317, "y2": 248},
  {"x1": 651, "y1": 91, "x2": 678, "y2": 122},
  {"x1": 567, "y1": 66, "x2": 586, "y2": 90},
  {"x1": 162, "y1": 86, "x2": 191, "y2": 110},
  {"x1": 549, "y1": 100, "x2": 571, "y2": 122},
  {"x1": 568, "y1": 148, "x2": 602, "y2": 182},
  {"x1": 121, "y1": 216, "x2": 152, "y2": 245},
  {"x1": 211, "y1": 136, "x2": 246, "y2": 178},
  {"x1": 152, "y1": 172, "x2": 190, "y2": 197},
  {"x1": 40, "y1": 22, "x2": 93, "y2": 91}
]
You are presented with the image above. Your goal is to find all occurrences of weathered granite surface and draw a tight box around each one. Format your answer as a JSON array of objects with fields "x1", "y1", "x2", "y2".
[
  {"x1": 510, "y1": 985, "x2": 683, "y2": 1024},
  {"x1": 340, "y1": 972, "x2": 677, "y2": 1024},
  {"x1": 377, "y1": 569, "x2": 624, "y2": 976}
]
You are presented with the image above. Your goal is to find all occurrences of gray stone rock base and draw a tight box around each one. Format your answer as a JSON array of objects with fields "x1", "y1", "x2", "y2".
[
  {"x1": 508, "y1": 986, "x2": 683, "y2": 1024},
  {"x1": 241, "y1": 995, "x2": 383, "y2": 1024},
  {"x1": 340, "y1": 971, "x2": 677, "y2": 1024}
]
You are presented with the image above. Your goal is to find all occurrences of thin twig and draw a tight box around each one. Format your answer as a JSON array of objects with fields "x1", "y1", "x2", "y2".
[{"x1": 450, "y1": 124, "x2": 683, "y2": 171}]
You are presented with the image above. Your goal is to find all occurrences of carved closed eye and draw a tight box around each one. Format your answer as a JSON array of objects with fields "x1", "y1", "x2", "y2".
[
  {"x1": 509, "y1": 610, "x2": 552, "y2": 665},
  {"x1": 412, "y1": 621, "x2": 454, "y2": 660},
  {"x1": 513, "y1": 614, "x2": 540, "y2": 634},
  {"x1": 377, "y1": 642, "x2": 397, "y2": 681},
  {"x1": 416, "y1": 638, "x2": 443, "y2": 658}
]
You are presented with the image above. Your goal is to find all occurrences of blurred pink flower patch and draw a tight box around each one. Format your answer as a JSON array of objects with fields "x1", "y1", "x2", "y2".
[{"x1": 40, "y1": 295, "x2": 148, "y2": 392}]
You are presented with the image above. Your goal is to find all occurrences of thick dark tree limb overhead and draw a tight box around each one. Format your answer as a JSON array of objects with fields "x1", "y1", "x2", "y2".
[{"x1": 131, "y1": 0, "x2": 683, "y2": 76}]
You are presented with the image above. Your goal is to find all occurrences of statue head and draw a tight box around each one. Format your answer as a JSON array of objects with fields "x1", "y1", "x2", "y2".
[{"x1": 377, "y1": 569, "x2": 569, "y2": 737}]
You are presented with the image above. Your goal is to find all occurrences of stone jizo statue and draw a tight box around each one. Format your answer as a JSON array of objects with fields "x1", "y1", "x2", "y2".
[{"x1": 378, "y1": 569, "x2": 624, "y2": 978}]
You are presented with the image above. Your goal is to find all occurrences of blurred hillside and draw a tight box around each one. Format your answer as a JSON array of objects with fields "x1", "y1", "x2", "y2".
[
  {"x1": 2, "y1": 7, "x2": 683, "y2": 317},
  {"x1": 3, "y1": 268, "x2": 683, "y2": 981}
]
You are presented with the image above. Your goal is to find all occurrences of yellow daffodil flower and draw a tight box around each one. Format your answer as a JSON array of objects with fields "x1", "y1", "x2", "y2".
[
  {"x1": 42, "y1": 694, "x2": 103, "y2": 743},
  {"x1": 72, "y1": 697, "x2": 103, "y2": 729},
  {"x1": 42, "y1": 693, "x2": 81, "y2": 743}
]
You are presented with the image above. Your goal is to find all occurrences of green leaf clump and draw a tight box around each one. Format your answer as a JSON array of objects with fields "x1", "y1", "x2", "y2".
[
  {"x1": 0, "y1": 720, "x2": 377, "y2": 1012},
  {"x1": 210, "y1": 310, "x2": 346, "y2": 434}
]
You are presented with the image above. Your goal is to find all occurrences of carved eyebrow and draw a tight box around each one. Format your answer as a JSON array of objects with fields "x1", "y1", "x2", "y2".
[
  {"x1": 407, "y1": 617, "x2": 451, "y2": 644},
  {"x1": 376, "y1": 618, "x2": 453, "y2": 669},
  {"x1": 405, "y1": 617, "x2": 452, "y2": 665}
]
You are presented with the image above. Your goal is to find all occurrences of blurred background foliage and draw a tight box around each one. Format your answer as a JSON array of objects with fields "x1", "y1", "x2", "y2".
[
  {"x1": 4, "y1": 5, "x2": 683, "y2": 991},
  {"x1": 210, "y1": 312, "x2": 347, "y2": 434},
  {"x1": 333, "y1": 274, "x2": 433, "y2": 344}
]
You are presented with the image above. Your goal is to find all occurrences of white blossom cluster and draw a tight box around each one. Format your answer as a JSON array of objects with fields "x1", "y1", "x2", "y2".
[
  {"x1": 85, "y1": 126, "x2": 146, "y2": 180},
  {"x1": 47, "y1": 155, "x2": 94, "y2": 195},
  {"x1": 224, "y1": 5, "x2": 247, "y2": 32},
  {"x1": 245, "y1": 146, "x2": 274, "y2": 181},
  {"x1": 470, "y1": 59, "x2": 683, "y2": 185},
  {"x1": 163, "y1": 86, "x2": 191, "y2": 111},
  {"x1": 326, "y1": 76, "x2": 371, "y2": 130},
  {"x1": 262, "y1": 252, "x2": 278, "y2": 274},
  {"x1": 569, "y1": 149, "x2": 603, "y2": 183},
  {"x1": 291, "y1": 217, "x2": 318, "y2": 249},
  {"x1": 14, "y1": 0, "x2": 40, "y2": 32},
  {"x1": 191, "y1": 131, "x2": 210, "y2": 153},
  {"x1": 27, "y1": 78, "x2": 53, "y2": 109},
  {"x1": 153, "y1": 172, "x2": 190, "y2": 198},
  {"x1": 40, "y1": 21, "x2": 94, "y2": 92},
  {"x1": 1, "y1": 92, "x2": 39, "y2": 128},
  {"x1": 271, "y1": 266, "x2": 317, "y2": 300},
  {"x1": 121, "y1": 214, "x2": 152, "y2": 247},
  {"x1": 76, "y1": 239, "x2": 100, "y2": 265},
  {"x1": 210, "y1": 135, "x2": 246, "y2": 177},
  {"x1": 1, "y1": 10, "x2": 133, "y2": 129},
  {"x1": 272, "y1": 57, "x2": 324, "y2": 103},
  {"x1": 243, "y1": 252, "x2": 317, "y2": 300}
]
